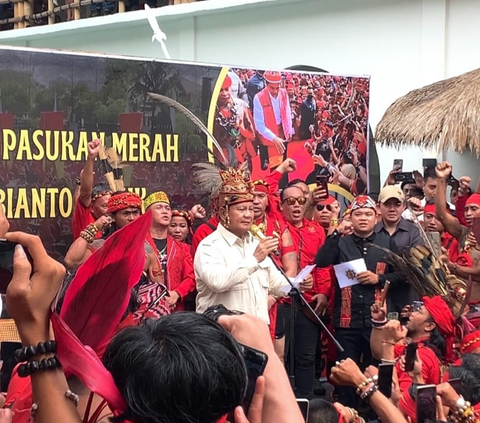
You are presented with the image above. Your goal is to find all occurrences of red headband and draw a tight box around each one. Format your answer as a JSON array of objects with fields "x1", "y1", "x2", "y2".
[
  {"x1": 222, "y1": 76, "x2": 232, "y2": 89},
  {"x1": 424, "y1": 203, "x2": 450, "y2": 216},
  {"x1": 318, "y1": 195, "x2": 336, "y2": 205},
  {"x1": 422, "y1": 296, "x2": 455, "y2": 362},
  {"x1": 351, "y1": 195, "x2": 376, "y2": 211},
  {"x1": 172, "y1": 210, "x2": 193, "y2": 226},
  {"x1": 107, "y1": 192, "x2": 142, "y2": 214},
  {"x1": 461, "y1": 329, "x2": 480, "y2": 353},
  {"x1": 253, "y1": 180, "x2": 269, "y2": 194},
  {"x1": 466, "y1": 193, "x2": 480, "y2": 206}
]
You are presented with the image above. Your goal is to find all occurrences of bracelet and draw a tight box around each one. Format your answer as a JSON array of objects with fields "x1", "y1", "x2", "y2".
[
  {"x1": 356, "y1": 376, "x2": 378, "y2": 395},
  {"x1": 14, "y1": 341, "x2": 57, "y2": 362},
  {"x1": 371, "y1": 318, "x2": 387, "y2": 328},
  {"x1": 382, "y1": 340, "x2": 397, "y2": 346},
  {"x1": 85, "y1": 223, "x2": 99, "y2": 235},
  {"x1": 65, "y1": 389, "x2": 80, "y2": 406},
  {"x1": 359, "y1": 382, "x2": 378, "y2": 402},
  {"x1": 80, "y1": 230, "x2": 95, "y2": 243},
  {"x1": 381, "y1": 358, "x2": 397, "y2": 364},
  {"x1": 18, "y1": 355, "x2": 62, "y2": 378}
]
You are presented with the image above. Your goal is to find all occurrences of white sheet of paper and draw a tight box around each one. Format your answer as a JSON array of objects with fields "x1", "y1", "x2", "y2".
[
  {"x1": 278, "y1": 265, "x2": 316, "y2": 295},
  {"x1": 334, "y1": 258, "x2": 367, "y2": 288}
]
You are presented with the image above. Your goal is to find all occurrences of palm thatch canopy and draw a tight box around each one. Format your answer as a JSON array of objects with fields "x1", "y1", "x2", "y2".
[{"x1": 375, "y1": 67, "x2": 480, "y2": 157}]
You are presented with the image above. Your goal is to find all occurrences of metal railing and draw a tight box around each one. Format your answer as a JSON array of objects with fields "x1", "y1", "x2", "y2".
[{"x1": 0, "y1": 0, "x2": 198, "y2": 30}]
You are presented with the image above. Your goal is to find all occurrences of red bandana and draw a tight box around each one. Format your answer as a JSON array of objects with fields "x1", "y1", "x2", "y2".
[
  {"x1": 107, "y1": 192, "x2": 142, "y2": 214},
  {"x1": 461, "y1": 329, "x2": 480, "y2": 354},
  {"x1": 422, "y1": 295, "x2": 455, "y2": 362},
  {"x1": 351, "y1": 195, "x2": 376, "y2": 211},
  {"x1": 466, "y1": 193, "x2": 480, "y2": 206},
  {"x1": 253, "y1": 180, "x2": 269, "y2": 194}
]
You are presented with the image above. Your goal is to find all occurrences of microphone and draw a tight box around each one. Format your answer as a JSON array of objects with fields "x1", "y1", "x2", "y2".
[{"x1": 250, "y1": 224, "x2": 280, "y2": 257}]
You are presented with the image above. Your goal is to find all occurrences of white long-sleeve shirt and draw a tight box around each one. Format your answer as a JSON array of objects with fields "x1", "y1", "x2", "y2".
[
  {"x1": 194, "y1": 223, "x2": 286, "y2": 323},
  {"x1": 253, "y1": 91, "x2": 293, "y2": 142}
]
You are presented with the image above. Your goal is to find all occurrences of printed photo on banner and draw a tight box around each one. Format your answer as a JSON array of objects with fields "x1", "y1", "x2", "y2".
[{"x1": 213, "y1": 68, "x2": 371, "y2": 203}]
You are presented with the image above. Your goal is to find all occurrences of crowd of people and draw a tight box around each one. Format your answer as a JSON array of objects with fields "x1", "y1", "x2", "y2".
[
  {"x1": 0, "y1": 137, "x2": 480, "y2": 423},
  {"x1": 214, "y1": 69, "x2": 369, "y2": 195}
]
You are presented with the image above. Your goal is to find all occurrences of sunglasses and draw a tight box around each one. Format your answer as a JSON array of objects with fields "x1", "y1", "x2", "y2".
[
  {"x1": 316, "y1": 204, "x2": 332, "y2": 212},
  {"x1": 283, "y1": 197, "x2": 307, "y2": 206}
]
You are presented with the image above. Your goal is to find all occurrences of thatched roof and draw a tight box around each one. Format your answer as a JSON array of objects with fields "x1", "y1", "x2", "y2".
[{"x1": 375, "y1": 67, "x2": 480, "y2": 156}]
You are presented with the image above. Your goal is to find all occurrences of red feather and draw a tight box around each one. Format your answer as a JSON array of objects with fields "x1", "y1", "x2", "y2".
[
  {"x1": 60, "y1": 211, "x2": 152, "y2": 353},
  {"x1": 51, "y1": 313, "x2": 127, "y2": 413}
]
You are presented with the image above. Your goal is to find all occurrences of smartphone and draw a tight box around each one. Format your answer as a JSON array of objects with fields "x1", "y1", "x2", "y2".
[
  {"x1": 1, "y1": 341, "x2": 22, "y2": 392},
  {"x1": 393, "y1": 172, "x2": 414, "y2": 183},
  {"x1": 448, "y1": 378, "x2": 462, "y2": 393},
  {"x1": 239, "y1": 343, "x2": 268, "y2": 413},
  {"x1": 381, "y1": 280, "x2": 390, "y2": 307},
  {"x1": 416, "y1": 384, "x2": 437, "y2": 423},
  {"x1": 404, "y1": 342, "x2": 418, "y2": 373},
  {"x1": 393, "y1": 159, "x2": 403, "y2": 171},
  {"x1": 0, "y1": 240, "x2": 17, "y2": 294},
  {"x1": 296, "y1": 399, "x2": 309, "y2": 421},
  {"x1": 378, "y1": 363, "x2": 394, "y2": 398},
  {"x1": 315, "y1": 174, "x2": 329, "y2": 200},
  {"x1": 422, "y1": 158, "x2": 437, "y2": 169},
  {"x1": 387, "y1": 312, "x2": 399, "y2": 321}
]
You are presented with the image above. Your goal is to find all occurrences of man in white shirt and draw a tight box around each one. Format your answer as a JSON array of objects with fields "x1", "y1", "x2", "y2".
[
  {"x1": 195, "y1": 167, "x2": 287, "y2": 323},
  {"x1": 253, "y1": 71, "x2": 294, "y2": 170}
]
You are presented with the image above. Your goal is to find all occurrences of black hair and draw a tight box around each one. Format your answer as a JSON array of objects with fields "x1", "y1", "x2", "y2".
[
  {"x1": 91, "y1": 182, "x2": 112, "y2": 199},
  {"x1": 104, "y1": 312, "x2": 247, "y2": 423},
  {"x1": 448, "y1": 354, "x2": 480, "y2": 405},
  {"x1": 307, "y1": 398, "x2": 339, "y2": 423},
  {"x1": 424, "y1": 166, "x2": 437, "y2": 181},
  {"x1": 282, "y1": 180, "x2": 307, "y2": 201},
  {"x1": 423, "y1": 324, "x2": 446, "y2": 360}
]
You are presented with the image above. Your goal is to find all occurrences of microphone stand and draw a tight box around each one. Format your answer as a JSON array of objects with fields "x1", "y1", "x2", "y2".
[{"x1": 268, "y1": 254, "x2": 344, "y2": 352}]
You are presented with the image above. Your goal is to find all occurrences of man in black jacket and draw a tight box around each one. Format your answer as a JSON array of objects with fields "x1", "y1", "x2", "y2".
[{"x1": 315, "y1": 195, "x2": 403, "y2": 407}]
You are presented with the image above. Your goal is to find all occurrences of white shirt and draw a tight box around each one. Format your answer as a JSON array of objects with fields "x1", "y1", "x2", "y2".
[
  {"x1": 194, "y1": 224, "x2": 286, "y2": 323},
  {"x1": 253, "y1": 90, "x2": 293, "y2": 142}
]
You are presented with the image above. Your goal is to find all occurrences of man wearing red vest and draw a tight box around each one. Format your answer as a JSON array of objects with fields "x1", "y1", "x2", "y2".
[{"x1": 253, "y1": 71, "x2": 294, "y2": 169}]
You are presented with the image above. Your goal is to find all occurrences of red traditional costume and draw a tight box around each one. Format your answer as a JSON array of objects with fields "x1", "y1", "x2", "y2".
[{"x1": 144, "y1": 191, "x2": 196, "y2": 311}]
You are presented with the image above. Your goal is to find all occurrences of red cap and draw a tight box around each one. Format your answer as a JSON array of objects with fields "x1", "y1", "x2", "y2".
[
  {"x1": 466, "y1": 193, "x2": 480, "y2": 206},
  {"x1": 222, "y1": 76, "x2": 232, "y2": 89},
  {"x1": 264, "y1": 71, "x2": 282, "y2": 84}
]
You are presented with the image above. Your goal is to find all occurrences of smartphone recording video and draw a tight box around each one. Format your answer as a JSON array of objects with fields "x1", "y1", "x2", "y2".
[
  {"x1": 416, "y1": 384, "x2": 437, "y2": 423},
  {"x1": 315, "y1": 174, "x2": 329, "y2": 200},
  {"x1": 0, "y1": 240, "x2": 17, "y2": 294},
  {"x1": 378, "y1": 363, "x2": 394, "y2": 398},
  {"x1": 404, "y1": 342, "x2": 418, "y2": 373},
  {"x1": 239, "y1": 344, "x2": 268, "y2": 413}
]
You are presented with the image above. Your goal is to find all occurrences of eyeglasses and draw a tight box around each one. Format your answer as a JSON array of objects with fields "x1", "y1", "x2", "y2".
[
  {"x1": 412, "y1": 301, "x2": 423, "y2": 311},
  {"x1": 283, "y1": 197, "x2": 307, "y2": 206},
  {"x1": 316, "y1": 204, "x2": 332, "y2": 212}
]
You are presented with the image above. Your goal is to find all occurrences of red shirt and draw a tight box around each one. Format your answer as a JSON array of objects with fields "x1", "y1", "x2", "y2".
[
  {"x1": 146, "y1": 234, "x2": 196, "y2": 311},
  {"x1": 442, "y1": 232, "x2": 460, "y2": 263},
  {"x1": 286, "y1": 219, "x2": 330, "y2": 302},
  {"x1": 72, "y1": 198, "x2": 103, "y2": 240},
  {"x1": 395, "y1": 341, "x2": 441, "y2": 423}
]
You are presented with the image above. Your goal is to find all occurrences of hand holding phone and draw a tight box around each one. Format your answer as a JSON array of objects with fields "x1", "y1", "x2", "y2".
[
  {"x1": 378, "y1": 363, "x2": 394, "y2": 398},
  {"x1": 404, "y1": 342, "x2": 418, "y2": 373},
  {"x1": 315, "y1": 174, "x2": 329, "y2": 200},
  {"x1": 416, "y1": 384, "x2": 437, "y2": 423}
]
